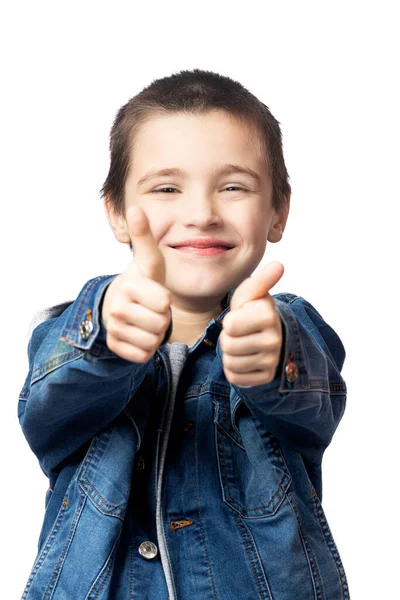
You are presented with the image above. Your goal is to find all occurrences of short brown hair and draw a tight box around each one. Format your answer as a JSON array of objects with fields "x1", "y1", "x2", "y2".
[{"x1": 99, "y1": 69, "x2": 291, "y2": 250}]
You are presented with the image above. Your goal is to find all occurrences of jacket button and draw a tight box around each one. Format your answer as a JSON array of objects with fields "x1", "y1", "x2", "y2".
[
  {"x1": 285, "y1": 360, "x2": 299, "y2": 382},
  {"x1": 78, "y1": 319, "x2": 93, "y2": 340},
  {"x1": 138, "y1": 541, "x2": 158, "y2": 560}
]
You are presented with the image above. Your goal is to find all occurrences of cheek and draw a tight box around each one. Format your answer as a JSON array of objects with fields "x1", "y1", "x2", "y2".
[{"x1": 241, "y1": 215, "x2": 268, "y2": 246}]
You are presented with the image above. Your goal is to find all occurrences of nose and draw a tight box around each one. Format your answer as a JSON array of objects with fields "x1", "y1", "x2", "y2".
[{"x1": 179, "y1": 192, "x2": 222, "y2": 228}]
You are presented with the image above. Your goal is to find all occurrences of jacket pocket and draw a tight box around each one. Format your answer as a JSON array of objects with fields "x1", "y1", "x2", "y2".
[
  {"x1": 213, "y1": 397, "x2": 292, "y2": 518},
  {"x1": 77, "y1": 410, "x2": 137, "y2": 520}
]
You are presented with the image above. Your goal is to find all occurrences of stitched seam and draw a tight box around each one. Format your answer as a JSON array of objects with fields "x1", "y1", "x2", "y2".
[
  {"x1": 220, "y1": 399, "x2": 244, "y2": 446},
  {"x1": 231, "y1": 509, "x2": 272, "y2": 599},
  {"x1": 193, "y1": 393, "x2": 219, "y2": 599},
  {"x1": 129, "y1": 542, "x2": 134, "y2": 600},
  {"x1": 79, "y1": 478, "x2": 125, "y2": 520},
  {"x1": 215, "y1": 421, "x2": 245, "y2": 450},
  {"x1": 89, "y1": 533, "x2": 119, "y2": 600},
  {"x1": 81, "y1": 475, "x2": 125, "y2": 510},
  {"x1": 21, "y1": 498, "x2": 69, "y2": 598},
  {"x1": 31, "y1": 349, "x2": 82, "y2": 383},
  {"x1": 43, "y1": 492, "x2": 86, "y2": 600},
  {"x1": 312, "y1": 494, "x2": 349, "y2": 599},
  {"x1": 78, "y1": 434, "x2": 125, "y2": 518},
  {"x1": 286, "y1": 492, "x2": 322, "y2": 600},
  {"x1": 92, "y1": 563, "x2": 113, "y2": 600},
  {"x1": 32, "y1": 349, "x2": 76, "y2": 376}
]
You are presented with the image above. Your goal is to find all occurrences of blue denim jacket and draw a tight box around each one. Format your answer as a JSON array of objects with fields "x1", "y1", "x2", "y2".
[{"x1": 18, "y1": 274, "x2": 350, "y2": 600}]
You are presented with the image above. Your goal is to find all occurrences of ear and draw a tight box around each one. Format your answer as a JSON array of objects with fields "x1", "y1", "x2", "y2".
[
  {"x1": 103, "y1": 196, "x2": 131, "y2": 244},
  {"x1": 267, "y1": 198, "x2": 290, "y2": 243}
]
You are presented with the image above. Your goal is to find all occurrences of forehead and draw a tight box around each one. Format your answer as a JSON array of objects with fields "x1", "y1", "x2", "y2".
[
  {"x1": 129, "y1": 111, "x2": 267, "y2": 177},
  {"x1": 137, "y1": 109, "x2": 259, "y2": 138}
]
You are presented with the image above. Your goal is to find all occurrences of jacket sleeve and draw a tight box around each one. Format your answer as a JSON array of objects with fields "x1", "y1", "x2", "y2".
[
  {"x1": 18, "y1": 274, "x2": 172, "y2": 478},
  {"x1": 217, "y1": 294, "x2": 347, "y2": 465}
]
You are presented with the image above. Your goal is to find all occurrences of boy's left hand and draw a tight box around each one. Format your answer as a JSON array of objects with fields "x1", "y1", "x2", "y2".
[{"x1": 220, "y1": 261, "x2": 285, "y2": 387}]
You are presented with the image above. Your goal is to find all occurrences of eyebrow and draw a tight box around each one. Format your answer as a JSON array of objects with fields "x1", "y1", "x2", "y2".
[{"x1": 136, "y1": 163, "x2": 263, "y2": 188}]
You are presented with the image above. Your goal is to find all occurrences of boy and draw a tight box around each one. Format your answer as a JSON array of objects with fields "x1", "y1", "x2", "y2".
[{"x1": 18, "y1": 69, "x2": 350, "y2": 599}]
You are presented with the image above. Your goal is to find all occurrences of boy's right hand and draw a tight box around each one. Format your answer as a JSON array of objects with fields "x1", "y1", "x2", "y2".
[{"x1": 101, "y1": 205, "x2": 172, "y2": 363}]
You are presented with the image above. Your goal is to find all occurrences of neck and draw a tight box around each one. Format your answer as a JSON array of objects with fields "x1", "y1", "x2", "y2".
[{"x1": 167, "y1": 293, "x2": 228, "y2": 346}]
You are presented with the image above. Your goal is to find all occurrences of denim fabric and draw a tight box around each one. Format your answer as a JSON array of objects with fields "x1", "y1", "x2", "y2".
[{"x1": 18, "y1": 274, "x2": 350, "y2": 599}]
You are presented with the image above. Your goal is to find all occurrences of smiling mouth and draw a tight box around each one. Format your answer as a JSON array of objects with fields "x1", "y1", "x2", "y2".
[{"x1": 170, "y1": 245, "x2": 234, "y2": 256}]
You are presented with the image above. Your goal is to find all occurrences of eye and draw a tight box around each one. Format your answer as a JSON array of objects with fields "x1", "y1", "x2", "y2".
[
  {"x1": 150, "y1": 187, "x2": 178, "y2": 194},
  {"x1": 223, "y1": 186, "x2": 246, "y2": 192}
]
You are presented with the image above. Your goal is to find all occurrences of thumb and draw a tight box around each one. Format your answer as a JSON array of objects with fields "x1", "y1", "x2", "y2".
[
  {"x1": 230, "y1": 261, "x2": 284, "y2": 312},
  {"x1": 126, "y1": 205, "x2": 166, "y2": 285}
]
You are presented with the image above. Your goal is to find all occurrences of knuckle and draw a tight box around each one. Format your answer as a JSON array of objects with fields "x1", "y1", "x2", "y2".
[
  {"x1": 127, "y1": 350, "x2": 144, "y2": 363},
  {"x1": 125, "y1": 345, "x2": 150, "y2": 364},
  {"x1": 160, "y1": 294, "x2": 172, "y2": 312},
  {"x1": 223, "y1": 353, "x2": 233, "y2": 369},
  {"x1": 107, "y1": 316, "x2": 121, "y2": 333},
  {"x1": 260, "y1": 312, "x2": 272, "y2": 328},
  {"x1": 222, "y1": 315, "x2": 233, "y2": 332},
  {"x1": 262, "y1": 357, "x2": 273, "y2": 370},
  {"x1": 261, "y1": 318, "x2": 270, "y2": 330},
  {"x1": 224, "y1": 357, "x2": 232, "y2": 371},
  {"x1": 162, "y1": 315, "x2": 171, "y2": 331},
  {"x1": 262, "y1": 332, "x2": 280, "y2": 349},
  {"x1": 141, "y1": 332, "x2": 159, "y2": 352},
  {"x1": 105, "y1": 334, "x2": 115, "y2": 352},
  {"x1": 221, "y1": 335, "x2": 232, "y2": 354},
  {"x1": 228, "y1": 373, "x2": 240, "y2": 385},
  {"x1": 108, "y1": 310, "x2": 118, "y2": 323},
  {"x1": 120, "y1": 278, "x2": 132, "y2": 294},
  {"x1": 272, "y1": 334, "x2": 282, "y2": 348},
  {"x1": 159, "y1": 302, "x2": 170, "y2": 314},
  {"x1": 106, "y1": 333, "x2": 120, "y2": 354},
  {"x1": 109, "y1": 321, "x2": 124, "y2": 338},
  {"x1": 264, "y1": 369, "x2": 274, "y2": 383},
  {"x1": 132, "y1": 348, "x2": 148, "y2": 363},
  {"x1": 109, "y1": 300, "x2": 124, "y2": 319},
  {"x1": 136, "y1": 348, "x2": 152, "y2": 363}
]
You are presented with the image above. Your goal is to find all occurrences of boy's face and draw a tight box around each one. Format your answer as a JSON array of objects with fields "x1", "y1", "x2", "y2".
[{"x1": 107, "y1": 110, "x2": 288, "y2": 307}]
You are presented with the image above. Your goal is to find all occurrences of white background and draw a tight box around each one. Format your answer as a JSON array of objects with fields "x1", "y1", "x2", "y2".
[{"x1": 1, "y1": 1, "x2": 398, "y2": 598}]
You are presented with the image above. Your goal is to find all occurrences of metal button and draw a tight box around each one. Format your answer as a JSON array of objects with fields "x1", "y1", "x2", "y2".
[
  {"x1": 155, "y1": 354, "x2": 161, "y2": 366},
  {"x1": 138, "y1": 541, "x2": 158, "y2": 560},
  {"x1": 285, "y1": 360, "x2": 299, "y2": 382},
  {"x1": 78, "y1": 319, "x2": 93, "y2": 340}
]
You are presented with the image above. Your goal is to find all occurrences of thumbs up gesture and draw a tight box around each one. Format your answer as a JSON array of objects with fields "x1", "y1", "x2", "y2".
[
  {"x1": 219, "y1": 261, "x2": 285, "y2": 387},
  {"x1": 101, "y1": 205, "x2": 172, "y2": 363}
]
